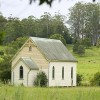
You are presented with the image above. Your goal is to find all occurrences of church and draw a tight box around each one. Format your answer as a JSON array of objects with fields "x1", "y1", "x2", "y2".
[{"x1": 11, "y1": 37, "x2": 77, "y2": 87}]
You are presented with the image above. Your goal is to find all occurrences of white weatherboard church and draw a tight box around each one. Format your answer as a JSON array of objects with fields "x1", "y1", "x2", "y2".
[{"x1": 11, "y1": 37, "x2": 77, "y2": 87}]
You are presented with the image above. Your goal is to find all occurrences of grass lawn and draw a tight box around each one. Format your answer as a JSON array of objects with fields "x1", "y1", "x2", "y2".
[{"x1": 0, "y1": 85, "x2": 100, "y2": 100}]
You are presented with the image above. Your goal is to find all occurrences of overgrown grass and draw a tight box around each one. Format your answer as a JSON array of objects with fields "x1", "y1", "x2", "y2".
[{"x1": 0, "y1": 85, "x2": 100, "y2": 100}]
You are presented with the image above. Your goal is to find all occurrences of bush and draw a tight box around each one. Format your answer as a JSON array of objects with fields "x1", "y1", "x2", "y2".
[
  {"x1": 77, "y1": 45, "x2": 85, "y2": 56},
  {"x1": 73, "y1": 44, "x2": 85, "y2": 56},
  {"x1": 82, "y1": 38, "x2": 92, "y2": 48},
  {"x1": 34, "y1": 71, "x2": 48, "y2": 87},
  {"x1": 90, "y1": 72, "x2": 100, "y2": 86},
  {"x1": 0, "y1": 70, "x2": 11, "y2": 84},
  {"x1": 77, "y1": 73, "x2": 83, "y2": 86},
  {"x1": 73, "y1": 43, "x2": 79, "y2": 53}
]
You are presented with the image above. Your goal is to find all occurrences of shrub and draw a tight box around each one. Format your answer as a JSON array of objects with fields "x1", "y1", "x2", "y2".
[
  {"x1": 73, "y1": 43, "x2": 79, "y2": 53},
  {"x1": 0, "y1": 70, "x2": 11, "y2": 84},
  {"x1": 77, "y1": 45, "x2": 85, "y2": 56},
  {"x1": 82, "y1": 38, "x2": 92, "y2": 48},
  {"x1": 90, "y1": 72, "x2": 100, "y2": 86},
  {"x1": 77, "y1": 73, "x2": 83, "y2": 86},
  {"x1": 34, "y1": 71, "x2": 48, "y2": 87}
]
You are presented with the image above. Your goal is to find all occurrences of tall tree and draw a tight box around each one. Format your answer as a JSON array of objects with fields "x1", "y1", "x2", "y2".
[
  {"x1": 0, "y1": 13, "x2": 7, "y2": 45},
  {"x1": 68, "y1": 2, "x2": 100, "y2": 45}
]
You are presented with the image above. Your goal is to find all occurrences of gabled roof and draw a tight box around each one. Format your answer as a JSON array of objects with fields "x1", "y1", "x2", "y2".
[
  {"x1": 30, "y1": 37, "x2": 77, "y2": 62},
  {"x1": 21, "y1": 57, "x2": 39, "y2": 70}
]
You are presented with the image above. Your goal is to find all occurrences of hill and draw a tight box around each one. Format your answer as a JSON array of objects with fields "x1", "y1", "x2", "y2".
[{"x1": 67, "y1": 45, "x2": 100, "y2": 84}]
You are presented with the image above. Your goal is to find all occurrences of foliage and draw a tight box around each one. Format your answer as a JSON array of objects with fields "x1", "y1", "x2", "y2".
[
  {"x1": 0, "y1": 55, "x2": 11, "y2": 71},
  {"x1": 77, "y1": 45, "x2": 85, "y2": 56},
  {"x1": 0, "y1": 70, "x2": 11, "y2": 83},
  {"x1": 96, "y1": 39, "x2": 100, "y2": 47},
  {"x1": 68, "y1": 2, "x2": 100, "y2": 46},
  {"x1": 73, "y1": 43, "x2": 79, "y2": 53},
  {"x1": 77, "y1": 73, "x2": 83, "y2": 86},
  {"x1": 4, "y1": 37, "x2": 28, "y2": 55},
  {"x1": 82, "y1": 38, "x2": 92, "y2": 48},
  {"x1": 49, "y1": 33, "x2": 66, "y2": 46},
  {"x1": 34, "y1": 71, "x2": 48, "y2": 87},
  {"x1": 90, "y1": 72, "x2": 100, "y2": 86},
  {"x1": 0, "y1": 13, "x2": 70, "y2": 44},
  {"x1": 73, "y1": 43, "x2": 85, "y2": 56},
  {"x1": 0, "y1": 50, "x2": 4, "y2": 56}
]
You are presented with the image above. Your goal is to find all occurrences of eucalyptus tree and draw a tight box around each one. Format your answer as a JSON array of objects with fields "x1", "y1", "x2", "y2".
[
  {"x1": 21, "y1": 16, "x2": 37, "y2": 37},
  {"x1": 68, "y1": 2, "x2": 86, "y2": 40},
  {"x1": 68, "y1": 2, "x2": 100, "y2": 45},
  {"x1": 4, "y1": 17, "x2": 23, "y2": 44},
  {"x1": 38, "y1": 12, "x2": 52, "y2": 38},
  {"x1": 84, "y1": 3, "x2": 100, "y2": 45}
]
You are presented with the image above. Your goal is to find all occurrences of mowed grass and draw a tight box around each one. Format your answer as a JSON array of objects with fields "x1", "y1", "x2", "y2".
[
  {"x1": 67, "y1": 45, "x2": 100, "y2": 83},
  {"x1": 0, "y1": 85, "x2": 100, "y2": 100}
]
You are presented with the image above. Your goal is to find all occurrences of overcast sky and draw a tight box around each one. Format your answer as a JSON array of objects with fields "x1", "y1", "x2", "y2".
[{"x1": 0, "y1": 0, "x2": 99, "y2": 19}]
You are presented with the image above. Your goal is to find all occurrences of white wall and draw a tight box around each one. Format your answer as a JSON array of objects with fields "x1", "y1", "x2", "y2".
[
  {"x1": 49, "y1": 62, "x2": 77, "y2": 87},
  {"x1": 11, "y1": 60, "x2": 48, "y2": 87},
  {"x1": 11, "y1": 61, "x2": 38, "y2": 86}
]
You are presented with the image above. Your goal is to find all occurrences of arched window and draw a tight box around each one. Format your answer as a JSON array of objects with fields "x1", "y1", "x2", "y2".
[
  {"x1": 71, "y1": 67, "x2": 73, "y2": 85},
  {"x1": 62, "y1": 67, "x2": 64, "y2": 79},
  {"x1": 71, "y1": 67, "x2": 73, "y2": 79},
  {"x1": 20, "y1": 66, "x2": 23, "y2": 79},
  {"x1": 29, "y1": 46, "x2": 32, "y2": 51},
  {"x1": 52, "y1": 66, "x2": 55, "y2": 79}
]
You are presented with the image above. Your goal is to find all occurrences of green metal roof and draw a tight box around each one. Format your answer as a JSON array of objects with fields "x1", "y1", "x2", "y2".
[
  {"x1": 30, "y1": 37, "x2": 77, "y2": 62},
  {"x1": 21, "y1": 57, "x2": 39, "y2": 70}
]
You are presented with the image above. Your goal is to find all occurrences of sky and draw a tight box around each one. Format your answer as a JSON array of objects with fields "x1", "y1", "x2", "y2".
[{"x1": 0, "y1": 0, "x2": 100, "y2": 19}]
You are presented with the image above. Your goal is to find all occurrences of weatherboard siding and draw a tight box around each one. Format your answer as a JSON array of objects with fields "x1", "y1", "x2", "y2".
[
  {"x1": 49, "y1": 62, "x2": 76, "y2": 87},
  {"x1": 12, "y1": 45, "x2": 49, "y2": 69}
]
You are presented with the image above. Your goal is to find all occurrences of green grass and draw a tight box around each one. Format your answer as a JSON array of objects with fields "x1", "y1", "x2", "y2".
[
  {"x1": 0, "y1": 85, "x2": 100, "y2": 100},
  {"x1": 67, "y1": 45, "x2": 100, "y2": 83}
]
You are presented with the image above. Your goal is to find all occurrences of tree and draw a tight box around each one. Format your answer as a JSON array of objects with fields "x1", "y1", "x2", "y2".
[
  {"x1": 4, "y1": 17, "x2": 23, "y2": 43},
  {"x1": 68, "y1": 2, "x2": 100, "y2": 46},
  {"x1": 73, "y1": 43, "x2": 79, "y2": 53},
  {"x1": 0, "y1": 14, "x2": 7, "y2": 44},
  {"x1": 82, "y1": 38, "x2": 92, "y2": 48},
  {"x1": 5, "y1": 37, "x2": 28, "y2": 55},
  {"x1": 49, "y1": 33, "x2": 66, "y2": 46},
  {"x1": 77, "y1": 45, "x2": 85, "y2": 56},
  {"x1": 68, "y1": 2, "x2": 86, "y2": 40}
]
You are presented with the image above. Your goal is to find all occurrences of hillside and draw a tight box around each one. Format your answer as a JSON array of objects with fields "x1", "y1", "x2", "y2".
[{"x1": 67, "y1": 45, "x2": 100, "y2": 83}]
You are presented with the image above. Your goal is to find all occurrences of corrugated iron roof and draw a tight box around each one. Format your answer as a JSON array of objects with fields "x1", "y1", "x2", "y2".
[
  {"x1": 21, "y1": 57, "x2": 39, "y2": 70},
  {"x1": 30, "y1": 37, "x2": 77, "y2": 62}
]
